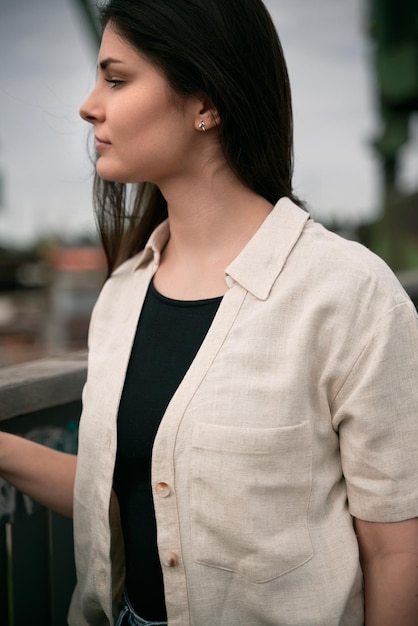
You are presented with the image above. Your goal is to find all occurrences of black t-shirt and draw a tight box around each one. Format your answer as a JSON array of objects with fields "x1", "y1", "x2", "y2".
[{"x1": 113, "y1": 280, "x2": 222, "y2": 620}]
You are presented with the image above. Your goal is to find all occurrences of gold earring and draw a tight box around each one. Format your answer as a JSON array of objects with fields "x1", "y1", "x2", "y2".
[{"x1": 199, "y1": 120, "x2": 206, "y2": 132}]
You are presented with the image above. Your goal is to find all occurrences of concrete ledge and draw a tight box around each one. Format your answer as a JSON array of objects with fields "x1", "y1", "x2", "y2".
[{"x1": 0, "y1": 352, "x2": 87, "y2": 421}]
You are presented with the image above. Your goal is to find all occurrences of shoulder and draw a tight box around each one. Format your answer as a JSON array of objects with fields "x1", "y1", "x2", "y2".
[{"x1": 292, "y1": 217, "x2": 412, "y2": 311}]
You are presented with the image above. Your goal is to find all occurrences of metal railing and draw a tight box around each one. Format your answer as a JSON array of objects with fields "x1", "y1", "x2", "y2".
[{"x1": 0, "y1": 353, "x2": 87, "y2": 626}]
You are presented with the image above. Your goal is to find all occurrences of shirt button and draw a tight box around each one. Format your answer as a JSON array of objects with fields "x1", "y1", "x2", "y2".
[
  {"x1": 162, "y1": 551, "x2": 178, "y2": 567},
  {"x1": 155, "y1": 482, "x2": 171, "y2": 498}
]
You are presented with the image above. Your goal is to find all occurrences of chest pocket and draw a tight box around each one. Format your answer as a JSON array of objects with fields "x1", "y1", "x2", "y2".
[{"x1": 190, "y1": 421, "x2": 313, "y2": 583}]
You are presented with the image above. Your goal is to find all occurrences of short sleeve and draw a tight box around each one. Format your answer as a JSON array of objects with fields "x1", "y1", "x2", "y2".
[{"x1": 332, "y1": 300, "x2": 418, "y2": 522}]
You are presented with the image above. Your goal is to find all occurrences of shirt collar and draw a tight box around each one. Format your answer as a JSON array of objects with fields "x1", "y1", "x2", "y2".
[
  {"x1": 135, "y1": 219, "x2": 170, "y2": 269},
  {"x1": 135, "y1": 197, "x2": 310, "y2": 300},
  {"x1": 225, "y1": 197, "x2": 310, "y2": 300}
]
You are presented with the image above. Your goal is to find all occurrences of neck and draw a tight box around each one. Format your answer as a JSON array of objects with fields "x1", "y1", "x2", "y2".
[
  {"x1": 153, "y1": 163, "x2": 273, "y2": 300},
  {"x1": 159, "y1": 165, "x2": 273, "y2": 265}
]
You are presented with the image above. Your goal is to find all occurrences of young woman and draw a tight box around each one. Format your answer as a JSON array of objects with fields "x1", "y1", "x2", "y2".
[{"x1": 1, "y1": 1, "x2": 418, "y2": 625}]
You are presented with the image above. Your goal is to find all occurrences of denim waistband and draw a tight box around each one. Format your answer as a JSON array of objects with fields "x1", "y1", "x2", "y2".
[{"x1": 115, "y1": 589, "x2": 168, "y2": 626}]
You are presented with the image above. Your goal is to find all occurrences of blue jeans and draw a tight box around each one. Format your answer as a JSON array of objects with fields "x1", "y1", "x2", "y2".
[{"x1": 115, "y1": 589, "x2": 168, "y2": 626}]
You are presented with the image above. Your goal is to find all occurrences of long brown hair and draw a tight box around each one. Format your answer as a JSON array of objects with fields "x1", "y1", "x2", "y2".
[{"x1": 94, "y1": 0, "x2": 304, "y2": 275}]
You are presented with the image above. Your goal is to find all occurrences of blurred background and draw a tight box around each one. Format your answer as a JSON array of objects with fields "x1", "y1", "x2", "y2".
[{"x1": 0, "y1": 0, "x2": 417, "y2": 367}]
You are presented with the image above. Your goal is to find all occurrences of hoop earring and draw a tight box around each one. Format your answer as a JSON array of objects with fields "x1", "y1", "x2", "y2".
[{"x1": 199, "y1": 120, "x2": 206, "y2": 132}]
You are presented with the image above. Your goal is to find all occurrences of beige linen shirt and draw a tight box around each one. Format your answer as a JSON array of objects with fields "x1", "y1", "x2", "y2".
[{"x1": 69, "y1": 197, "x2": 418, "y2": 626}]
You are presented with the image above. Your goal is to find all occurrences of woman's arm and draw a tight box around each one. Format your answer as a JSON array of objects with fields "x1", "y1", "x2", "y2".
[
  {"x1": 0, "y1": 431, "x2": 76, "y2": 518},
  {"x1": 354, "y1": 517, "x2": 418, "y2": 626}
]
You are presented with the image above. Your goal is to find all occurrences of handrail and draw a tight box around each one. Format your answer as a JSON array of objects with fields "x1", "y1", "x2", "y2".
[
  {"x1": 0, "y1": 354, "x2": 87, "y2": 626},
  {"x1": 0, "y1": 352, "x2": 87, "y2": 422}
]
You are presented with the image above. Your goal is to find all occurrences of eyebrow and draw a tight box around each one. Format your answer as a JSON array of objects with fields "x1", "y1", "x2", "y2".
[{"x1": 98, "y1": 58, "x2": 124, "y2": 70}]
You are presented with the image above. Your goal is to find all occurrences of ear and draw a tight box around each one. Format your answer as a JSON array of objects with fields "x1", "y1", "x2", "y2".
[{"x1": 194, "y1": 95, "x2": 221, "y2": 132}]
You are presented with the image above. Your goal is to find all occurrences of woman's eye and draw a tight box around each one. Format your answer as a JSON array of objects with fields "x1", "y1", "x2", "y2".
[{"x1": 105, "y1": 79, "x2": 124, "y2": 88}]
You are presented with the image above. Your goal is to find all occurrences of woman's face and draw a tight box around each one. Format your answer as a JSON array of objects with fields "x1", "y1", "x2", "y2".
[{"x1": 79, "y1": 25, "x2": 201, "y2": 185}]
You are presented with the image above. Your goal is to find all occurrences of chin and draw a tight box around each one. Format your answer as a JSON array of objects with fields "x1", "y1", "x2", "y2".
[
  {"x1": 98, "y1": 174, "x2": 128, "y2": 183},
  {"x1": 96, "y1": 164, "x2": 144, "y2": 185},
  {"x1": 96, "y1": 166, "x2": 126, "y2": 183}
]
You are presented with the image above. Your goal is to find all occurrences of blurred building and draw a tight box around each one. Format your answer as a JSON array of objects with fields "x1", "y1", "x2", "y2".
[{"x1": 0, "y1": 245, "x2": 105, "y2": 367}]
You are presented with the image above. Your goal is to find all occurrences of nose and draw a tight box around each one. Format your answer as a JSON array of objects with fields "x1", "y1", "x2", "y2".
[{"x1": 79, "y1": 86, "x2": 103, "y2": 124}]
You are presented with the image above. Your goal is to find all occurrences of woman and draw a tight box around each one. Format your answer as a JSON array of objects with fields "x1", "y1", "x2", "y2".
[{"x1": 1, "y1": 1, "x2": 418, "y2": 624}]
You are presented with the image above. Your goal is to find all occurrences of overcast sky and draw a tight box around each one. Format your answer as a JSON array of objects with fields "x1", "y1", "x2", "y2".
[{"x1": 0, "y1": 0, "x2": 417, "y2": 248}]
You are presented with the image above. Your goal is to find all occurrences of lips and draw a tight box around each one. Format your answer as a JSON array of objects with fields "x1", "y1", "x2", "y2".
[{"x1": 95, "y1": 136, "x2": 112, "y2": 151}]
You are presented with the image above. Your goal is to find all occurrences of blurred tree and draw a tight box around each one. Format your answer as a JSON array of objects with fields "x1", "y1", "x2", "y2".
[
  {"x1": 368, "y1": 0, "x2": 418, "y2": 270},
  {"x1": 371, "y1": 0, "x2": 418, "y2": 163}
]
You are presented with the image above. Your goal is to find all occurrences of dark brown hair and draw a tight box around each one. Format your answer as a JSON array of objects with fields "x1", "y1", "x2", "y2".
[{"x1": 94, "y1": 0, "x2": 304, "y2": 275}]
